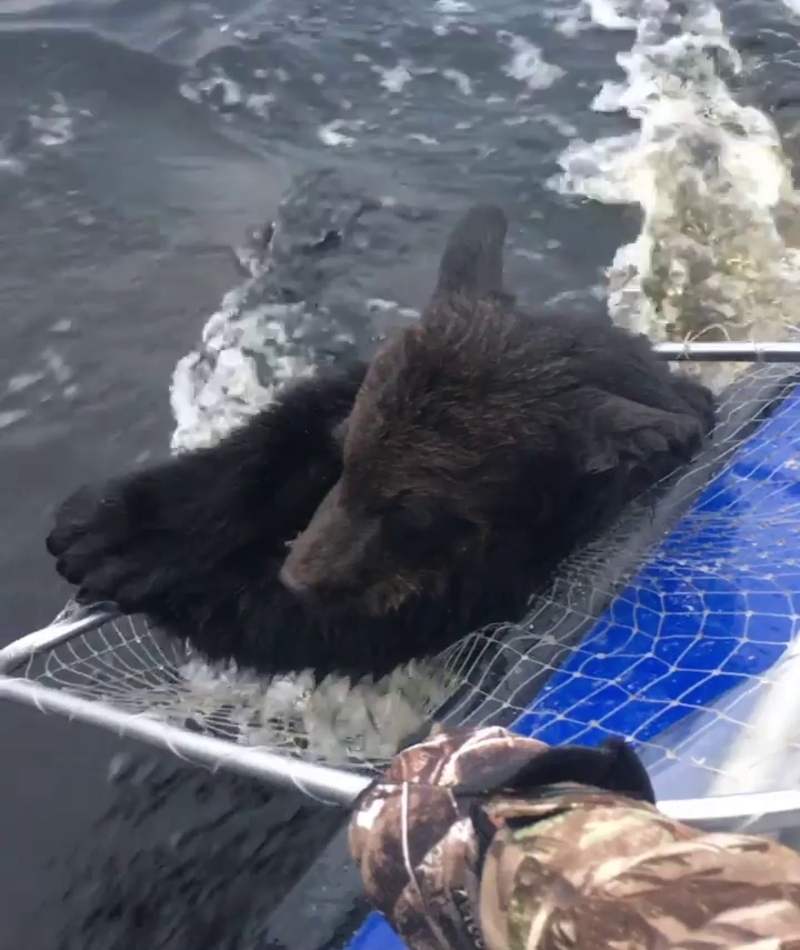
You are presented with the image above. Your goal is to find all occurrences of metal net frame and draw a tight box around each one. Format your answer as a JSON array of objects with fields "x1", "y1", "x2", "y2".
[{"x1": 4, "y1": 341, "x2": 800, "y2": 834}]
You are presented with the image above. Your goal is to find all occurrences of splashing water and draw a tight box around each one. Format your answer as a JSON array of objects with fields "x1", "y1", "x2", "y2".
[
  {"x1": 551, "y1": 0, "x2": 800, "y2": 391},
  {"x1": 169, "y1": 169, "x2": 383, "y2": 453}
]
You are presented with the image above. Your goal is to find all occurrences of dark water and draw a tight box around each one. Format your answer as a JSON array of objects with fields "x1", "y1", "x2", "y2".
[{"x1": 0, "y1": 1, "x2": 795, "y2": 948}]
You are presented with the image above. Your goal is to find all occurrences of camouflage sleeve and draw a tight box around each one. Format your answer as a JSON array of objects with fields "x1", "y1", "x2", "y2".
[
  {"x1": 479, "y1": 791, "x2": 800, "y2": 950},
  {"x1": 349, "y1": 725, "x2": 800, "y2": 950}
]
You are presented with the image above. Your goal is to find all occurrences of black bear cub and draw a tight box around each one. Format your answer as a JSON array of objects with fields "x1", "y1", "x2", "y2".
[{"x1": 47, "y1": 205, "x2": 716, "y2": 682}]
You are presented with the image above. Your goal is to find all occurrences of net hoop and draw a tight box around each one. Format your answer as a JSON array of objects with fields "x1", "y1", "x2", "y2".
[
  {"x1": 1, "y1": 609, "x2": 800, "y2": 833},
  {"x1": 3, "y1": 341, "x2": 800, "y2": 835}
]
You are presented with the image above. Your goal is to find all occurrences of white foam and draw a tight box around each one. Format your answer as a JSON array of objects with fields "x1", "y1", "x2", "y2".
[
  {"x1": 584, "y1": 0, "x2": 638, "y2": 30},
  {"x1": 317, "y1": 119, "x2": 361, "y2": 148},
  {"x1": 179, "y1": 68, "x2": 243, "y2": 109},
  {"x1": 434, "y1": 0, "x2": 476, "y2": 12},
  {"x1": 169, "y1": 295, "x2": 317, "y2": 452},
  {"x1": 179, "y1": 65, "x2": 281, "y2": 122},
  {"x1": 0, "y1": 153, "x2": 24, "y2": 175},
  {"x1": 159, "y1": 654, "x2": 452, "y2": 765},
  {"x1": 550, "y1": 0, "x2": 800, "y2": 392},
  {"x1": 407, "y1": 132, "x2": 440, "y2": 146},
  {"x1": 29, "y1": 93, "x2": 75, "y2": 148},
  {"x1": 41, "y1": 346, "x2": 72, "y2": 387},
  {"x1": 7, "y1": 372, "x2": 44, "y2": 395},
  {"x1": 0, "y1": 92, "x2": 78, "y2": 174},
  {"x1": 375, "y1": 63, "x2": 414, "y2": 94},
  {"x1": 2, "y1": 346, "x2": 77, "y2": 424},
  {"x1": 547, "y1": 0, "x2": 638, "y2": 35},
  {"x1": 442, "y1": 68, "x2": 474, "y2": 97},
  {"x1": 0, "y1": 409, "x2": 27, "y2": 430},
  {"x1": 498, "y1": 31, "x2": 565, "y2": 91}
]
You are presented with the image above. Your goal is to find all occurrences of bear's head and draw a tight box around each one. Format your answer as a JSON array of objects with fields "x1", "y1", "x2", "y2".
[
  {"x1": 277, "y1": 204, "x2": 524, "y2": 615},
  {"x1": 278, "y1": 290, "x2": 548, "y2": 615}
]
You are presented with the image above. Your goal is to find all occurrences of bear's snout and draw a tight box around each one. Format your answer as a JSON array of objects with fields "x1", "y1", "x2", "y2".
[
  {"x1": 279, "y1": 480, "x2": 380, "y2": 607},
  {"x1": 277, "y1": 563, "x2": 312, "y2": 598}
]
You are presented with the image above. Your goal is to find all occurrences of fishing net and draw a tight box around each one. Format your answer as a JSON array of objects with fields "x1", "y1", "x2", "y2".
[{"x1": 3, "y1": 360, "x2": 800, "y2": 805}]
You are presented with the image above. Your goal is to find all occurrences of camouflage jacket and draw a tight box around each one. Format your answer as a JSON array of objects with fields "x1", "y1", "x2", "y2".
[{"x1": 349, "y1": 725, "x2": 800, "y2": 950}]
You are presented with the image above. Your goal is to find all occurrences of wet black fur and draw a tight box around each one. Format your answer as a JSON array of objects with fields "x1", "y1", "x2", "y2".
[{"x1": 47, "y1": 205, "x2": 716, "y2": 682}]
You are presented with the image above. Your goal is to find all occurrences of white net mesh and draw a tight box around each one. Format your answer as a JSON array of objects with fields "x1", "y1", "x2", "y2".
[{"x1": 4, "y1": 361, "x2": 800, "y2": 798}]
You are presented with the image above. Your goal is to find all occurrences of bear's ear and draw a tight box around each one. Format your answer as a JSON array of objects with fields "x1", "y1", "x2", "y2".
[{"x1": 432, "y1": 204, "x2": 508, "y2": 302}]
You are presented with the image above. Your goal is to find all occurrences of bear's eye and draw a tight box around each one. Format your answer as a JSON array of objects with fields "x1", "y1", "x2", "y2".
[
  {"x1": 382, "y1": 499, "x2": 477, "y2": 557},
  {"x1": 395, "y1": 496, "x2": 476, "y2": 545},
  {"x1": 398, "y1": 498, "x2": 437, "y2": 533},
  {"x1": 382, "y1": 496, "x2": 438, "y2": 540}
]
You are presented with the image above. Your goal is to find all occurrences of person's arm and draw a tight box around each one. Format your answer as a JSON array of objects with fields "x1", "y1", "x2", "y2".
[{"x1": 349, "y1": 725, "x2": 800, "y2": 950}]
